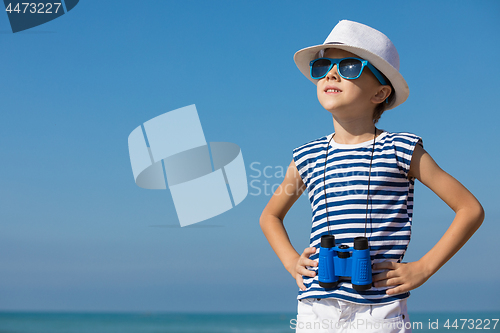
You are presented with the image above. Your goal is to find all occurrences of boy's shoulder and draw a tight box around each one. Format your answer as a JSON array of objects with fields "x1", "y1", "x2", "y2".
[
  {"x1": 292, "y1": 133, "x2": 332, "y2": 156},
  {"x1": 381, "y1": 131, "x2": 422, "y2": 142}
]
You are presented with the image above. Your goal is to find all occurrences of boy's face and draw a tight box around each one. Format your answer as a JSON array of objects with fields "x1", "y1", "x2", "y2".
[{"x1": 316, "y1": 48, "x2": 389, "y2": 120}]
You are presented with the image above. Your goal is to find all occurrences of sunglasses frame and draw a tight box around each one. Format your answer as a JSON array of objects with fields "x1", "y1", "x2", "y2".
[{"x1": 310, "y1": 57, "x2": 388, "y2": 86}]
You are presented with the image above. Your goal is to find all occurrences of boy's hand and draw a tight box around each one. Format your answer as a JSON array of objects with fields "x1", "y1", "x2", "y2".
[
  {"x1": 372, "y1": 260, "x2": 431, "y2": 295},
  {"x1": 293, "y1": 247, "x2": 317, "y2": 291}
]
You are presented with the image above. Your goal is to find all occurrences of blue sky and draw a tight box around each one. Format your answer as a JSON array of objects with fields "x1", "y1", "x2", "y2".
[{"x1": 1, "y1": 0, "x2": 499, "y2": 313}]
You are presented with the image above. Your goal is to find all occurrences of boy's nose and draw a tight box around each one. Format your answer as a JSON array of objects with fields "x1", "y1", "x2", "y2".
[{"x1": 326, "y1": 65, "x2": 340, "y2": 81}]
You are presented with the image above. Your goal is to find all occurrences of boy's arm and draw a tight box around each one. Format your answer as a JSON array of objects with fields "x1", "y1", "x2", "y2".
[
  {"x1": 372, "y1": 144, "x2": 485, "y2": 295},
  {"x1": 259, "y1": 160, "x2": 317, "y2": 291}
]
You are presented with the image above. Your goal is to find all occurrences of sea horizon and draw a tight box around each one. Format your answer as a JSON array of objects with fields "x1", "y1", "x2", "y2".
[{"x1": 1, "y1": 310, "x2": 498, "y2": 332}]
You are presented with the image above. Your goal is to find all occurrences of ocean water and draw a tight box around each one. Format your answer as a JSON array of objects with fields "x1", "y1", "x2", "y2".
[{"x1": 0, "y1": 312, "x2": 499, "y2": 333}]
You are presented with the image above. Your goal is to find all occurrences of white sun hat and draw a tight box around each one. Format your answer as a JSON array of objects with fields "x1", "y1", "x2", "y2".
[{"x1": 294, "y1": 20, "x2": 409, "y2": 110}]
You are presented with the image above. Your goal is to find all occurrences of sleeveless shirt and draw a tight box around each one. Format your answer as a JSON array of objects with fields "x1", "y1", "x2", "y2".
[{"x1": 292, "y1": 131, "x2": 422, "y2": 304}]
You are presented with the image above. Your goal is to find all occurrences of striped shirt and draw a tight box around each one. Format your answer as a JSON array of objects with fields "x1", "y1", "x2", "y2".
[{"x1": 292, "y1": 131, "x2": 422, "y2": 304}]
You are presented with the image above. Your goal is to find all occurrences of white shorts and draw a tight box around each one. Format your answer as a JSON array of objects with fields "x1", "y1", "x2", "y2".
[{"x1": 294, "y1": 298, "x2": 411, "y2": 333}]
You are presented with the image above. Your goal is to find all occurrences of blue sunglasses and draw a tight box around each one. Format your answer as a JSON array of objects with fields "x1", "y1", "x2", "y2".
[{"x1": 310, "y1": 57, "x2": 388, "y2": 86}]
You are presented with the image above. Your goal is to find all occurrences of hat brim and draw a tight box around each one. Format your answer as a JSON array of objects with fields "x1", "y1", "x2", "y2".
[{"x1": 294, "y1": 44, "x2": 409, "y2": 111}]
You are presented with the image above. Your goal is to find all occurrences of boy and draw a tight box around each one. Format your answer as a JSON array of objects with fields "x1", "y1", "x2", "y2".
[{"x1": 259, "y1": 20, "x2": 484, "y2": 332}]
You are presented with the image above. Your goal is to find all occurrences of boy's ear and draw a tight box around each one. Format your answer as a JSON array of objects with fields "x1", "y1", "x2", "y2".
[{"x1": 372, "y1": 86, "x2": 392, "y2": 104}]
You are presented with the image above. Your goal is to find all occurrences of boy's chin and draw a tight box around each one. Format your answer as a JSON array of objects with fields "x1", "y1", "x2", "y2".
[
  {"x1": 318, "y1": 98, "x2": 352, "y2": 112},
  {"x1": 319, "y1": 101, "x2": 340, "y2": 112}
]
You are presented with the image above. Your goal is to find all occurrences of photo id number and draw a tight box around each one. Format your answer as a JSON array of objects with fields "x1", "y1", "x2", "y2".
[
  {"x1": 443, "y1": 319, "x2": 499, "y2": 330},
  {"x1": 5, "y1": 2, "x2": 62, "y2": 14}
]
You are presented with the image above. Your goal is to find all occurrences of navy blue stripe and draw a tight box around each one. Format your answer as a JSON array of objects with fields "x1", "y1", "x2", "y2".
[
  {"x1": 311, "y1": 189, "x2": 411, "y2": 206},
  {"x1": 311, "y1": 214, "x2": 410, "y2": 227},
  {"x1": 298, "y1": 291, "x2": 410, "y2": 304},
  {"x1": 310, "y1": 233, "x2": 411, "y2": 246}
]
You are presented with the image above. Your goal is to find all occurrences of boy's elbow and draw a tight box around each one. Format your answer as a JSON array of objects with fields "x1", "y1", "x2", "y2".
[
  {"x1": 259, "y1": 212, "x2": 270, "y2": 229},
  {"x1": 469, "y1": 200, "x2": 485, "y2": 231},
  {"x1": 475, "y1": 202, "x2": 485, "y2": 227},
  {"x1": 259, "y1": 214, "x2": 266, "y2": 229}
]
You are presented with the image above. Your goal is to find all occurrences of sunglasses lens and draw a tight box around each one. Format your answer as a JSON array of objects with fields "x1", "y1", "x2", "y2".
[
  {"x1": 339, "y1": 59, "x2": 363, "y2": 78},
  {"x1": 311, "y1": 59, "x2": 332, "y2": 79}
]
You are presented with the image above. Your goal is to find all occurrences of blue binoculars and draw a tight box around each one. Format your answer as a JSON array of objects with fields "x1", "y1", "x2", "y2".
[{"x1": 318, "y1": 235, "x2": 372, "y2": 291}]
